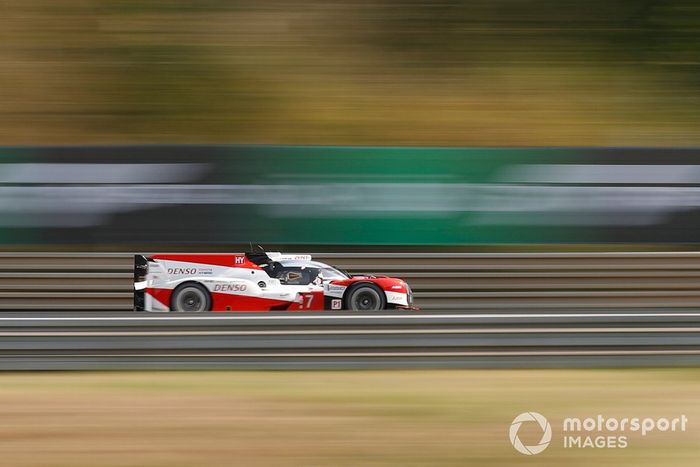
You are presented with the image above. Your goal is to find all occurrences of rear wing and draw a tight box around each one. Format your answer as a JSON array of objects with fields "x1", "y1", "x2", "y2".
[
  {"x1": 134, "y1": 255, "x2": 149, "y2": 284},
  {"x1": 134, "y1": 255, "x2": 156, "y2": 310}
]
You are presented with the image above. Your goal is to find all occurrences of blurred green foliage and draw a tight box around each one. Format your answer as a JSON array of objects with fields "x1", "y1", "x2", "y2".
[{"x1": 1, "y1": 0, "x2": 699, "y2": 145}]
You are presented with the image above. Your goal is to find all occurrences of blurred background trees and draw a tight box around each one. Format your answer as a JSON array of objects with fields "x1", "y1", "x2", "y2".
[{"x1": 1, "y1": 0, "x2": 699, "y2": 146}]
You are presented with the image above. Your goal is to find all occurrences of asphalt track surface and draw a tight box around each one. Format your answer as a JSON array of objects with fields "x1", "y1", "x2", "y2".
[{"x1": 2, "y1": 309, "x2": 700, "y2": 369}]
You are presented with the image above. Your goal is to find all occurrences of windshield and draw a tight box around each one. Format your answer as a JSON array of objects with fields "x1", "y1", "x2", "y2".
[
  {"x1": 276, "y1": 260, "x2": 350, "y2": 281},
  {"x1": 319, "y1": 265, "x2": 349, "y2": 280}
]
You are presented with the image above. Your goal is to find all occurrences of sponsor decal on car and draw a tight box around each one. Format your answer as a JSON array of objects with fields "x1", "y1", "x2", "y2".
[
  {"x1": 168, "y1": 267, "x2": 214, "y2": 275},
  {"x1": 386, "y1": 292, "x2": 408, "y2": 305},
  {"x1": 213, "y1": 283, "x2": 248, "y2": 292},
  {"x1": 168, "y1": 268, "x2": 197, "y2": 275}
]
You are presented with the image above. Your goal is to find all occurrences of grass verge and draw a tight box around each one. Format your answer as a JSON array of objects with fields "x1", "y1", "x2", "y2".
[{"x1": 0, "y1": 370, "x2": 698, "y2": 466}]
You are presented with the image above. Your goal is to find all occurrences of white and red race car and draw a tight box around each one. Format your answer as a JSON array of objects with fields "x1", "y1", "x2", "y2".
[{"x1": 134, "y1": 250, "x2": 417, "y2": 312}]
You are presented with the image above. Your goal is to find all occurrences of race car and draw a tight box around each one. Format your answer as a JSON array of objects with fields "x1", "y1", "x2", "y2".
[{"x1": 134, "y1": 250, "x2": 417, "y2": 312}]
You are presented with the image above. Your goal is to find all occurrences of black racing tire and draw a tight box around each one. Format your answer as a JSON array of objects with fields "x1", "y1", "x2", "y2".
[
  {"x1": 171, "y1": 283, "x2": 211, "y2": 312},
  {"x1": 345, "y1": 283, "x2": 386, "y2": 311}
]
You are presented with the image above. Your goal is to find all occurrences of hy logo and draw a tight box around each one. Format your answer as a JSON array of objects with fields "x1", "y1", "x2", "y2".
[{"x1": 509, "y1": 412, "x2": 552, "y2": 455}]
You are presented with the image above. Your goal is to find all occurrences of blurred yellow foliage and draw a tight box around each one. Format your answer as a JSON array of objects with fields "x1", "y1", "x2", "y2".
[{"x1": 1, "y1": 1, "x2": 699, "y2": 146}]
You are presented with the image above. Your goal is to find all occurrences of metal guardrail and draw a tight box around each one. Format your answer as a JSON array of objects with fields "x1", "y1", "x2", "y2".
[
  {"x1": 0, "y1": 311, "x2": 699, "y2": 369},
  {"x1": 1, "y1": 252, "x2": 700, "y2": 310}
]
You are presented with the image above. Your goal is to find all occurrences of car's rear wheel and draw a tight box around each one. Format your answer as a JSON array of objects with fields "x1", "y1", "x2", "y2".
[
  {"x1": 346, "y1": 284, "x2": 386, "y2": 311},
  {"x1": 171, "y1": 283, "x2": 211, "y2": 312}
]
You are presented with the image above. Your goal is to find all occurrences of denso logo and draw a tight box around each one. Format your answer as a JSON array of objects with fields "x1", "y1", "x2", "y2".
[
  {"x1": 167, "y1": 268, "x2": 197, "y2": 275},
  {"x1": 213, "y1": 284, "x2": 247, "y2": 292}
]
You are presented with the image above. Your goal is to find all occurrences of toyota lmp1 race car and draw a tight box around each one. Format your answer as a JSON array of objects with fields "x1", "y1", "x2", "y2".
[{"x1": 134, "y1": 250, "x2": 417, "y2": 312}]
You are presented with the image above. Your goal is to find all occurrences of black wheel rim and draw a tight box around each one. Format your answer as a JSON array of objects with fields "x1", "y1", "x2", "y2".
[
  {"x1": 351, "y1": 289, "x2": 381, "y2": 310},
  {"x1": 176, "y1": 288, "x2": 206, "y2": 312}
]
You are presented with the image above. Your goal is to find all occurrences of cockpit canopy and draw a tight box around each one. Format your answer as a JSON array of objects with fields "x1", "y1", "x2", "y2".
[
  {"x1": 245, "y1": 249, "x2": 350, "y2": 285},
  {"x1": 268, "y1": 259, "x2": 350, "y2": 285}
]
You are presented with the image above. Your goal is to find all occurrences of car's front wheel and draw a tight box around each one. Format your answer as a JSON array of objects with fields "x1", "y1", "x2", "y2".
[
  {"x1": 345, "y1": 284, "x2": 386, "y2": 311},
  {"x1": 171, "y1": 283, "x2": 211, "y2": 312}
]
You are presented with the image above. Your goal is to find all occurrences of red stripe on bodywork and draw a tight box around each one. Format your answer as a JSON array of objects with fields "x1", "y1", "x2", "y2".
[
  {"x1": 210, "y1": 292, "x2": 290, "y2": 312},
  {"x1": 210, "y1": 291, "x2": 323, "y2": 312},
  {"x1": 146, "y1": 288, "x2": 172, "y2": 308},
  {"x1": 146, "y1": 287, "x2": 325, "y2": 311},
  {"x1": 150, "y1": 254, "x2": 262, "y2": 270}
]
